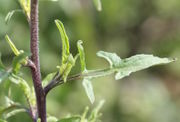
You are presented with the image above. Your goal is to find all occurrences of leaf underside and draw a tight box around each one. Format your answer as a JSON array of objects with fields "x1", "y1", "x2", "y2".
[{"x1": 96, "y1": 51, "x2": 174, "y2": 80}]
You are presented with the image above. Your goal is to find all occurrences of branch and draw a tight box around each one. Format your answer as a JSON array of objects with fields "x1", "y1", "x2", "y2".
[
  {"x1": 25, "y1": 59, "x2": 36, "y2": 70},
  {"x1": 44, "y1": 73, "x2": 81, "y2": 95},
  {"x1": 44, "y1": 69, "x2": 109, "y2": 95}
]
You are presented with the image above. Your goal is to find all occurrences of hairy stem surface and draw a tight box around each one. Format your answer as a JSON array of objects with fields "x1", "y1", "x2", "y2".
[{"x1": 30, "y1": 0, "x2": 46, "y2": 121}]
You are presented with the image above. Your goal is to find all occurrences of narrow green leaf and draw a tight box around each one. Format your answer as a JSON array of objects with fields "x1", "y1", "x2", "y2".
[
  {"x1": 93, "y1": 0, "x2": 102, "y2": 11},
  {"x1": 55, "y1": 19, "x2": 76, "y2": 82},
  {"x1": 96, "y1": 51, "x2": 175, "y2": 80},
  {"x1": 77, "y1": 40, "x2": 86, "y2": 72},
  {"x1": 82, "y1": 78, "x2": 95, "y2": 104},
  {"x1": 12, "y1": 52, "x2": 28, "y2": 74},
  {"x1": 57, "y1": 116, "x2": 81, "y2": 122},
  {"x1": 5, "y1": 10, "x2": 22, "y2": 24},
  {"x1": 57, "y1": 54, "x2": 76, "y2": 82},
  {"x1": 81, "y1": 107, "x2": 89, "y2": 122},
  {"x1": 4, "y1": 109, "x2": 26, "y2": 119},
  {"x1": 18, "y1": 0, "x2": 30, "y2": 19},
  {"x1": 5, "y1": 35, "x2": 20, "y2": 56},
  {"x1": 0, "y1": 53, "x2": 5, "y2": 69},
  {"x1": 55, "y1": 19, "x2": 70, "y2": 62},
  {"x1": 42, "y1": 72, "x2": 56, "y2": 87},
  {"x1": 88, "y1": 100, "x2": 105, "y2": 122},
  {"x1": 77, "y1": 40, "x2": 95, "y2": 103}
]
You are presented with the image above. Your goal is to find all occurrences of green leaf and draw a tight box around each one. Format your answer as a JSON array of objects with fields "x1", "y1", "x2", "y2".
[
  {"x1": 82, "y1": 78, "x2": 95, "y2": 104},
  {"x1": 81, "y1": 107, "x2": 89, "y2": 122},
  {"x1": 96, "y1": 51, "x2": 175, "y2": 80},
  {"x1": 88, "y1": 100, "x2": 105, "y2": 122},
  {"x1": 42, "y1": 72, "x2": 57, "y2": 87},
  {"x1": 9, "y1": 74, "x2": 36, "y2": 107},
  {"x1": 97, "y1": 51, "x2": 121, "y2": 68},
  {"x1": 4, "y1": 109, "x2": 26, "y2": 119},
  {"x1": 77, "y1": 40, "x2": 95, "y2": 103},
  {"x1": 0, "y1": 53, "x2": 9, "y2": 84},
  {"x1": 5, "y1": 10, "x2": 22, "y2": 24},
  {"x1": 0, "y1": 53, "x2": 5, "y2": 69},
  {"x1": 47, "y1": 116, "x2": 58, "y2": 122},
  {"x1": 9, "y1": 74, "x2": 30, "y2": 99},
  {"x1": 55, "y1": 19, "x2": 70, "y2": 62},
  {"x1": 18, "y1": 0, "x2": 30, "y2": 19},
  {"x1": 57, "y1": 116, "x2": 81, "y2": 122},
  {"x1": 0, "y1": 69, "x2": 9, "y2": 84},
  {"x1": 0, "y1": 96, "x2": 26, "y2": 120},
  {"x1": 93, "y1": 0, "x2": 102, "y2": 11},
  {"x1": 12, "y1": 52, "x2": 28, "y2": 74},
  {"x1": 57, "y1": 54, "x2": 77, "y2": 82},
  {"x1": 77, "y1": 40, "x2": 86, "y2": 72},
  {"x1": 55, "y1": 19, "x2": 77, "y2": 82},
  {"x1": 5, "y1": 35, "x2": 20, "y2": 56}
]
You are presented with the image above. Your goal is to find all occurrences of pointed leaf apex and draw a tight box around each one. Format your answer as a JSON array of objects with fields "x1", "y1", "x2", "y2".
[{"x1": 5, "y1": 35, "x2": 20, "y2": 56}]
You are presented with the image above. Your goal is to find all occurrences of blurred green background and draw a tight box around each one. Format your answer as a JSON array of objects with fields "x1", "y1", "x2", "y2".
[{"x1": 1, "y1": 0, "x2": 180, "y2": 122}]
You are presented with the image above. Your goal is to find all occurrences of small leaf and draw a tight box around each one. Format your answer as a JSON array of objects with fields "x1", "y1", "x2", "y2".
[
  {"x1": 12, "y1": 52, "x2": 28, "y2": 74},
  {"x1": 0, "y1": 53, "x2": 5, "y2": 69},
  {"x1": 88, "y1": 100, "x2": 105, "y2": 122},
  {"x1": 82, "y1": 78, "x2": 95, "y2": 104},
  {"x1": 81, "y1": 107, "x2": 89, "y2": 122},
  {"x1": 42, "y1": 72, "x2": 57, "y2": 87},
  {"x1": 18, "y1": 0, "x2": 30, "y2": 19},
  {"x1": 57, "y1": 54, "x2": 76, "y2": 82},
  {"x1": 5, "y1": 10, "x2": 22, "y2": 24},
  {"x1": 0, "y1": 96, "x2": 26, "y2": 120},
  {"x1": 77, "y1": 40, "x2": 87, "y2": 72},
  {"x1": 55, "y1": 19, "x2": 76, "y2": 82},
  {"x1": 93, "y1": 0, "x2": 102, "y2": 11},
  {"x1": 97, "y1": 51, "x2": 175, "y2": 80},
  {"x1": 9, "y1": 74, "x2": 30, "y2": 98},
  {"x1": 4, "y1": 109, "x2": 26, "y2": 119},
  {"x1": 9, "y1": 74, "x2": 36, "y2": 107},
  {"x1": 57, "y1": 116, "x2": 81, "y2": 122},
  {"x1": 5, "y1": 35, "x2": 20, "y2": 56},
  {"x1": 77, "y1": 40, "x2": 95, "y2": 103},
  {"x1": 55, "y1": 19, "x2": 70, "y2": 62}
]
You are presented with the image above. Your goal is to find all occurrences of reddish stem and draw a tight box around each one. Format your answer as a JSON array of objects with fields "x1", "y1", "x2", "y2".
[{"x1": 30, "y1": 0, "x2": 46, "y2": 122}]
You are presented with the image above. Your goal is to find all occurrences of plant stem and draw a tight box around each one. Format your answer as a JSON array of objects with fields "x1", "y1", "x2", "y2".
[
  {"x1": 44, "y1": 68, "x2": 113, "y2": 95},
  {"x1": 30, "y1": 0, "x2": 46, "y2": 122}
]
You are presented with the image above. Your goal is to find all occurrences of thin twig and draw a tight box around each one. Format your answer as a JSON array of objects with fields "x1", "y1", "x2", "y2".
[{"x1": 25, "y1": 59, "x2": 37, "y2": 70}]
